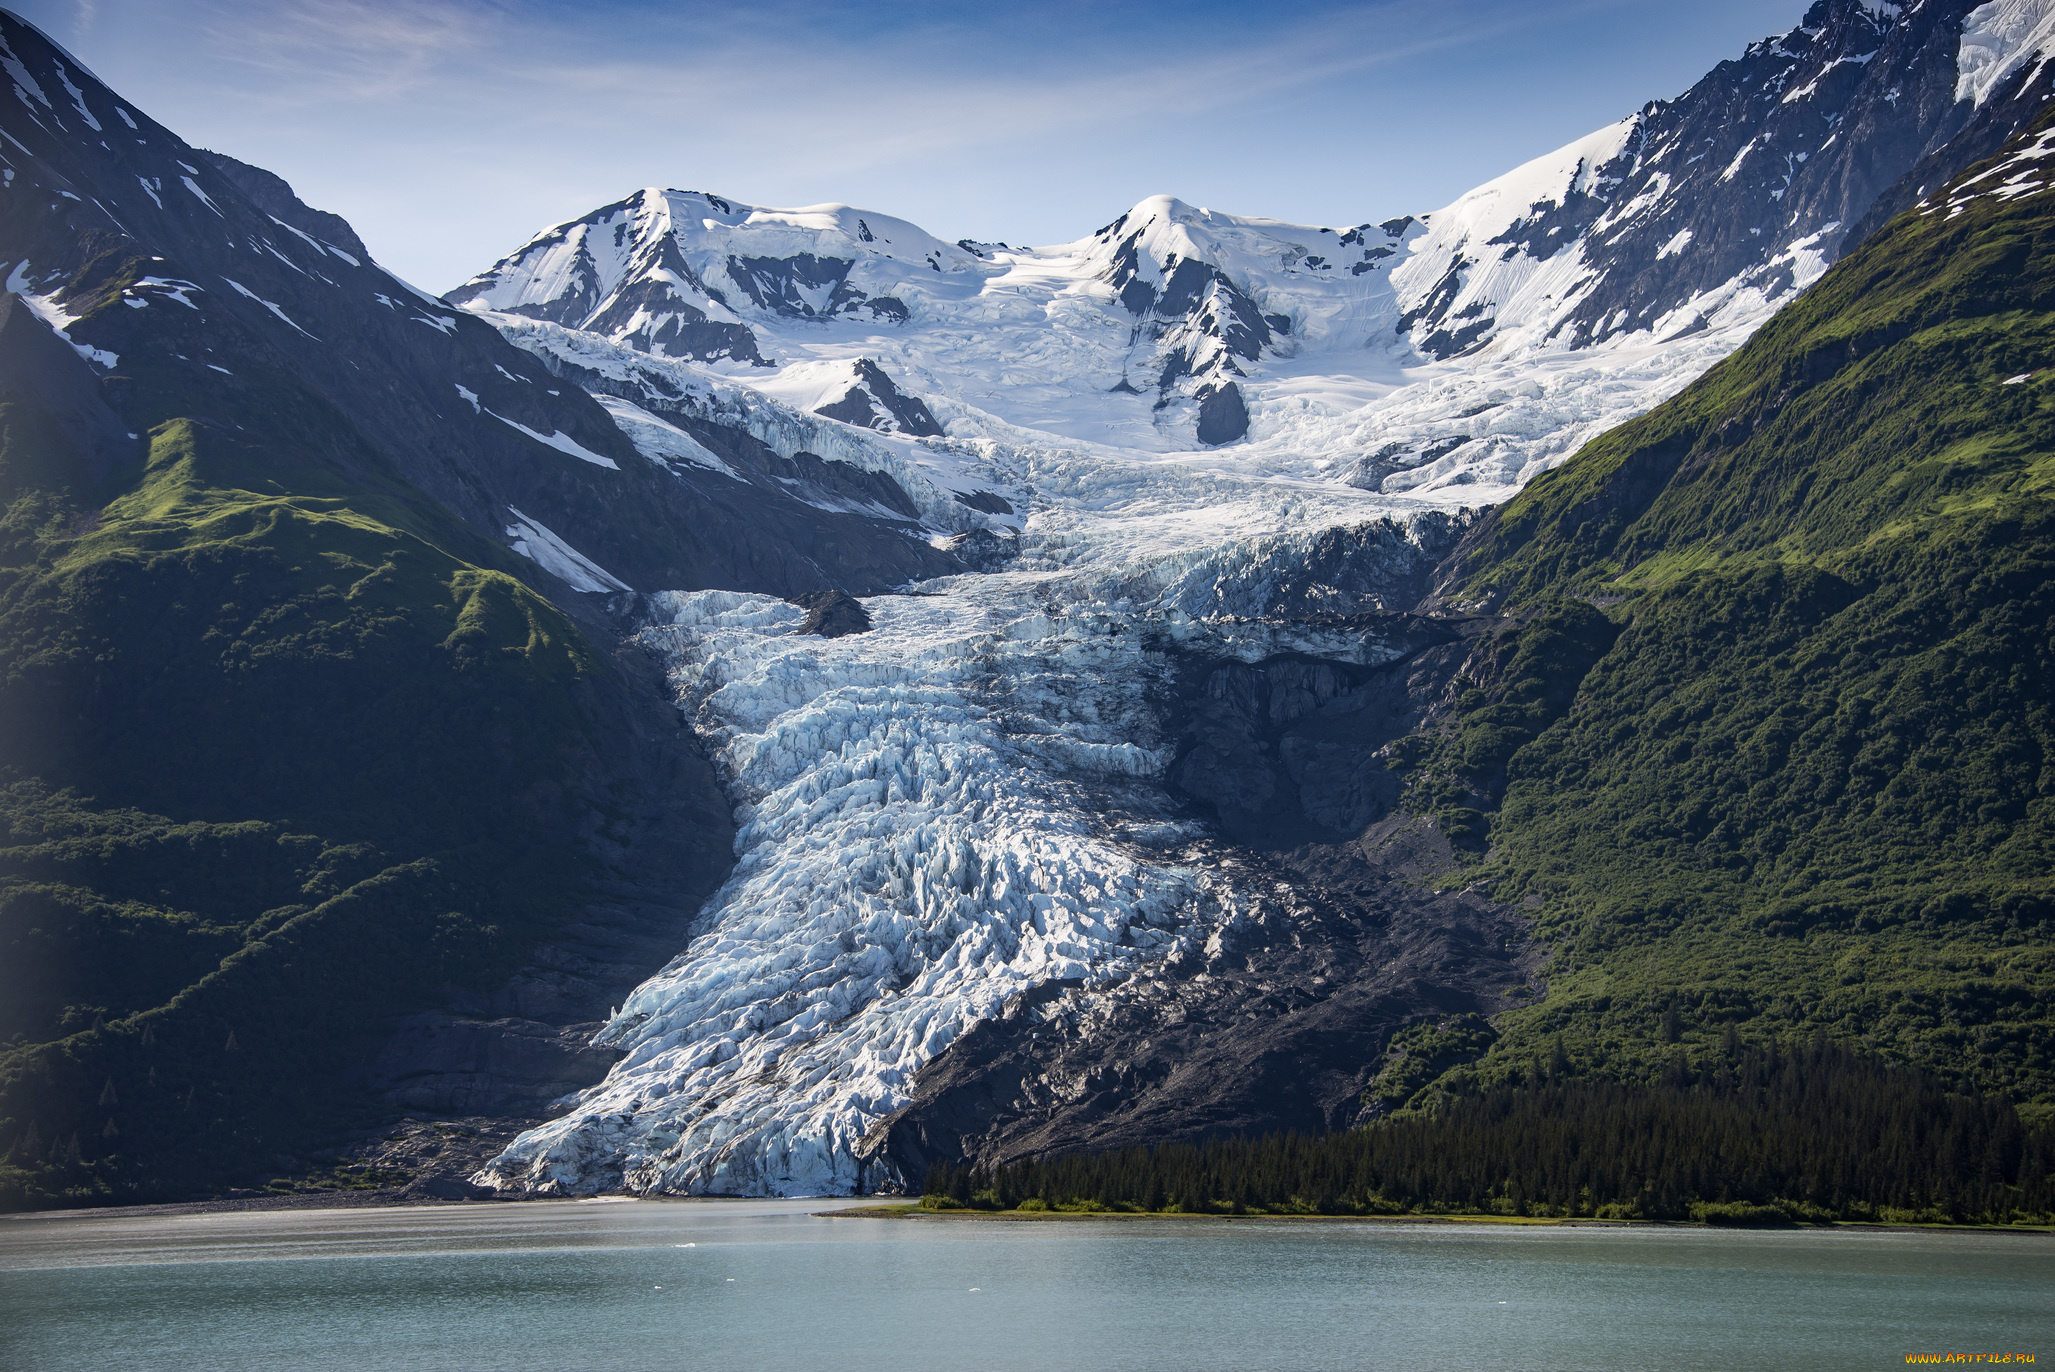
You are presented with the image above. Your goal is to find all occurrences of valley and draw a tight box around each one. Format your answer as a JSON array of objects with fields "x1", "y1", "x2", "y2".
[{"x1": 0, "y1": 0, "x2": 2050, "y2": 1217}]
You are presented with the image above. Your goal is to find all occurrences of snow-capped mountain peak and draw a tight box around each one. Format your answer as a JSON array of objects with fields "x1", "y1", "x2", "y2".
[{"x1": 450, "y1": 186, "x2": 992, "y2": 365}]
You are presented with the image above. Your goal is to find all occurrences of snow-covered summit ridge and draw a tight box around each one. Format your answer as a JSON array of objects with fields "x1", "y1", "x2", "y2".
[{"x1": 455, "y1": 1, "x2": 2036, "y2": 471}]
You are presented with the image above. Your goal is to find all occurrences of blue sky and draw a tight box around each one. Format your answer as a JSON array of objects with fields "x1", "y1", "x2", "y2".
[{"x1": 17, "y1": 0, "x2": 1806, "y2": 291}]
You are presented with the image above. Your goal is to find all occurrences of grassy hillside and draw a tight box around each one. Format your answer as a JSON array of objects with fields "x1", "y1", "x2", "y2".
[
  {"x1": 0, "y1": 323, "x2": 620, "y2": 1208},
  {"x1": 1387, "y1": 109, "x2": 2055, "y2": 1120}
]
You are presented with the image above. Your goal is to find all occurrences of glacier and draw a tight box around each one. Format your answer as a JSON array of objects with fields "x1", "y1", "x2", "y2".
[
  {"x1": 464, "y1": 145, "x2": 1828, "y2": 1204},
  {"x1": 470, "y1": 0, "x2": 2041, "y2": 1196},
  {"x1": 476, "y1": 543, "x2": 1461, "y2": 1196},
  {"x1": 463, "y1": 187, "x2": 1826, "y2": 1197}
]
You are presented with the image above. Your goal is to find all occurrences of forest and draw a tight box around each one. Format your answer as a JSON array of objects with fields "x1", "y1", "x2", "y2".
[{"x1": 922, "y1": 1041, "x2": 2055, "y2": 1225}]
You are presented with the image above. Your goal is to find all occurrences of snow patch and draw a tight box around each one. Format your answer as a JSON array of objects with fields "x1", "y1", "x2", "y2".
[
  {"x1": 593, "y1": 393, "x2": 740, "y2": 478},
  {"x1": 131, "y1": 276, "x2": 202, "y2": 309},
  {"x1": 504, "y1": 507, "x2": 631, "y2": 592},
  {"x1": 0, "y1": 35, "x2": 51, "y2": 112},
  {"x1": 49, "y1": 59, "x2": 98, "y2": 131},
  {"x1": 6, "y1": 259, "x2": 117, "y2": 367},
  {"x1": 219, "y1": 276, "x2": 318, "y2": 339},
  {"x1": 179, "y1": 174, "x2": 222, "y2": 217},
  {"x1": 488, "y1": 409, "x2": 620, "y2": 469}
]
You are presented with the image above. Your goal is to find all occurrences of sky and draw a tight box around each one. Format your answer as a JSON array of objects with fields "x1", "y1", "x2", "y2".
[{"x1": 13, "y1": 0, "x2": 1809, "y2": 293}]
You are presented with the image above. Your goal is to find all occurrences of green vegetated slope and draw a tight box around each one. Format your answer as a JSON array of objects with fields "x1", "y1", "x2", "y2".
[
  {"x1": 0, "y1": 314, "x2": 610, "y2": 1208},
  {"x1": 1393, "y1": 109, "x2": 2055, "y2": 1121}
]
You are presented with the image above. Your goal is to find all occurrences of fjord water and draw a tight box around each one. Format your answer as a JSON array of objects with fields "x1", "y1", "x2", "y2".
[{"x1": 1, "y1": 1201, "x2": 2048, "y2": 1371}]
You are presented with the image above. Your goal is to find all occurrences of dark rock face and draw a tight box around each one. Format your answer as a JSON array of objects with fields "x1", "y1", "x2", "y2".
[
  {"x1": 529, "y1": 349, "x2": 960, "y2": 595},
  {"x1": 871, "y1": 615, "x2": 1534, "y2": 1176},
  {"x1": 1103, "y1": 239, "x2": 1276, "y2": 407},
  {"x1": 1194, "y1": 381, "x2": 1249, "y2": 445},
  {"x1": 813, "y1": 357, "x2": 945, "y2": 437},
  {"x1": 1168, "y1": 631, "x2": 1474, "y2": 849},
  {"x1": 727, "y1": 251, "x2": 856, "y2": 319},
  {"x1": 457, "y1": 194, "x2": 767, "y2": 366},
  {"x1": 582, "y1": 230, "x2": 767, "y2": 366},
  {"x1": 1846, "y1": 56, "x2": 2055, "y2": 244},
  {"x1": 790, "y1": 589, "x2": 872, "y2": 637},
  {"x1": 1401, "y1": 0, "x2": 2054, "y2": 357},
  {"x1": 194, "y1": 150, "x2": 369, "y2": 262},
  {"x1": 369, "y1": 1015, "x2": 625, "y2": 1115},
  {"x1": 359, "y1": 609, "x2": 735, "y2": 1137},
  {"x1": 953, "y1": 489, "x2": 1015, "y2": 515},
  {"x1": 0, "y1": 290, "x2": 140, "y2": 492},
  {"x1": 0, "y1": 17, "x2": 950, "y2": 604},
  {"x1": 872, "y1": 830, "x2": 1540, "y2": 1179}
]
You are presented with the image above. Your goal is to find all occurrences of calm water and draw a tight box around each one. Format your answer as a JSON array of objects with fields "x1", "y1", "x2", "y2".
[{"x1": 0, "y1": 1199, "x2": 2049, "y2": 1371}]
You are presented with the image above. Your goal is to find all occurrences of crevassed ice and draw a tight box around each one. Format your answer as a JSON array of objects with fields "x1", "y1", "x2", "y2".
[
  {"x1": 477, "y1": 583, "x2": 1192, "y2": 1195},
  {"x1": 1957, "y1": 0, "x2": 2055, "y2": 108},
  {"x1": 474, "y1": 554, "x2": 1439, "y2": 1197}
]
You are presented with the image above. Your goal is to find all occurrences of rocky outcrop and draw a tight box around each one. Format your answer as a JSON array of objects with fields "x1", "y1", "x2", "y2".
[
  {"x1": 867, "y1": 614, "x2": 1534, "y2": 1176},
  {"x1": 790, "y1": 590, "x2": 872, "y2": 637}
]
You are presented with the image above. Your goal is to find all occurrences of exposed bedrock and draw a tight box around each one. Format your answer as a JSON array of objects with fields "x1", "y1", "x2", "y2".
[
  {"x1": 355, "y1": 609, "x2": 736, "y2": 1179},
  {"x1": 871, "y1": 831, "x2": 1542, "y2": 1179},
  {"x1": 871, "y1": 615, "x2": 1544, "y2": 1177},
  {"x1": 789, "y1": 589, "x2": 873, "y2": 637}
]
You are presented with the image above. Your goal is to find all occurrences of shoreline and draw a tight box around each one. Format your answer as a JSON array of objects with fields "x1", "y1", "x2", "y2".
[
  {"x1": 0, "y1": 1188, "x2": 575, "y2": 1223},
  {"x1": 6, "y1": 1192, "x2": 2050, "y2": 1237},
  {"x1": 812, "y1": 1203, "x2": 2055, "y2": 1236}
]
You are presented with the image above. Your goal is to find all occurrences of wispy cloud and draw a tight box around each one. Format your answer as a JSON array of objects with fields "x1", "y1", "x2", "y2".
[
  {"x1": 8, "y1": 0, "x2": 1807, "y2": 288},
  {"x1": 195, "y1": 0, "x2": 504, "y2": 98},
  {"x1": 179, "y1": 0, "x2": 1614, "y2": 179}
]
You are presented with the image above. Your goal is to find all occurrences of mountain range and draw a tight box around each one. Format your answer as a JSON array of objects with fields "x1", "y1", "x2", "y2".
[{"x1": 0, "y1": 0, "x2": 2049, "y2": 1207}]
